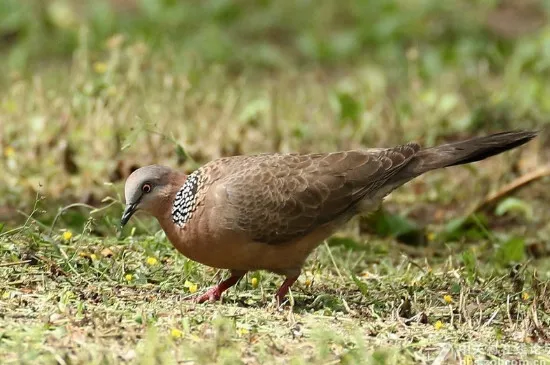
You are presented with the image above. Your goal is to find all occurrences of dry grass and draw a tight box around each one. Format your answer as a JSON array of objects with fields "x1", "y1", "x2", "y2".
[{"x1": 1, "y1": 223, "x2": 550, "y2": 364}]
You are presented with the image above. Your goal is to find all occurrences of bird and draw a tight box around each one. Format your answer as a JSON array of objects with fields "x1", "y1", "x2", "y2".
[{"x1": 120, "y1": 130, "x2": 537, "y2": 305}]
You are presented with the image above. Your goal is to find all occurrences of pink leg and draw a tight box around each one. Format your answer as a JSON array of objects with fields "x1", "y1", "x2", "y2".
[
  {"x1": 275, "y1": 276, "x2": 299, "y2": 305},
  {"x1": 194, "y1": 272, "x2": 245, "y2": 303}
]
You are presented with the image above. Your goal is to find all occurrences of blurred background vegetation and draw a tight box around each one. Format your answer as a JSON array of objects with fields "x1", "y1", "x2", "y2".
[
  {"x1": 0, "y1": 0, "x2": 549, "y2": 234},
  {"x1": 2, "y1": 0, "x2": 550, "y2": 72}
]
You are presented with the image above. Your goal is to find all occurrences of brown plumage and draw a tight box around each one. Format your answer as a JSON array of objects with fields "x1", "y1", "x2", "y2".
[{"x1": 120, "y1": 130, "x2": 537, "y2": 304}]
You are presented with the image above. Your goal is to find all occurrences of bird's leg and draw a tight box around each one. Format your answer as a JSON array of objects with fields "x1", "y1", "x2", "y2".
[
  {"x1": 194, "y1": 271, "x2": 245, "y2": 303},
  {"x1": 275, "y1": 276, "x2": 299, "y2": 306}
]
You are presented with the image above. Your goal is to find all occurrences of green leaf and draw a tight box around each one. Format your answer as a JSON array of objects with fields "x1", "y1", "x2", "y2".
[
  {"x1": 121, "y1": 125, "x2": 144, "y2": 151},
  {"x1": 238, "y1": 98, "x2": 269, "y2": 124},
  {"x1": 496, "y1": 237, "x2": 525, "y2": 265},
  {"x1": 336, "y1": 92, "x2": 360, "y2": 124},
  {"x1": 495, "y1": 197, "x2": 533, "y2": 220},
  {"x1": 175, "y1": 143, "x2": 188, "y2": 165},
  {"x1": 362, "y1": 208, "x2": 424, "y2": 245},
  {"x1": 444, "y1": 216, "x2": 468, "y2": 237},
  {"x1": 461, "y1": 249, "x2": 477, "y2": 282},
  {"x1": 326, "y1": 236, "x2": 367, "y2": 251},
  {"x1": 351, "y1": 272, "x2": 369, "y2": 297},
  {"x1": 366, "y1": 209, "x2": 416, "y2": 237},
  {"x1": 442, "y1": 214, "x2": 489, "y2": 242},
  {"x1": 450, "y1": 283, "x2": 461, "y2": 294}
]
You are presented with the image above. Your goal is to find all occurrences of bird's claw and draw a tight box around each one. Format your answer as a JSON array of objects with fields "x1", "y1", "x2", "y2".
[{"x1": 193, "y1": 287, "x2": 222, "y2": 303}]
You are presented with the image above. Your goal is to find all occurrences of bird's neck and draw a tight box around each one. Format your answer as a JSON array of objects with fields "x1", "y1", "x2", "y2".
[
  {"x1": 155, "y1": 176, "x2": 189, "y2": 251},
  {"x1": 155, "y1": 172, "x2": 188, "y2": 224}
]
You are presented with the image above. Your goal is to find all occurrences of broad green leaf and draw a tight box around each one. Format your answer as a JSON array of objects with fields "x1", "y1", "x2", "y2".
[
  {"x1": 444, "y1": 216, "x2": 468, "y2": 237},
  {"x1": 362, "y1": 208, "x2": 424, "y2": 245},
  {"x1": 364, "y1": 209, "x2": 418, "y2": 237},
  {"x1": 496, "y1": 237, "x2": 525, "y2": 265},
  {"x1": 442, "y1": 214, "x2": 489, "y2": 242},
  {"x1": 175, "y1": 144, "x2": 188, "y2": 165},
  {"x1": 451, "y1": 283, "x2": 461, "y2": 294},
  {"x1": 336, "y1": 92, "x2": 360, "y2": 124},
  {"x1": 495, "y1": 197, "x2": 533, "y2": 220}
]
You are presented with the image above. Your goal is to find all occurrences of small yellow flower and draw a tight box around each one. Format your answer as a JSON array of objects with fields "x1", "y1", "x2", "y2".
[
  {"x1": 236, "y1": 327, "x2": 249, "y2": 336},
  {"x1": 443, "y1": 295, "x2": 452, "y2": 304},
  {"x1": 463, "y1": 355, "x2": 474, "y2": 365},
  {"x1": 434, "y1": 320, "x2": 444, "y2": 330},
  {"x1": 3, "y1": 146, "x2": 15, "y2": 158},
  {"x1": 146, "y1": 257, "x2": 158, "y2": 266},
  {"x1": 93, "y1": 62, "x2": 108, "y2": 74},
  {"x1": 90, "y1": 254, "x2": 97, "y2": 261},
  {"x1": 184, "y1": 280, "x2": 198, "y2": 294},
  {"x1": 251, "y1": 277, "x2": 258, "y2": 288},
  {"x1": 522, "y1": 292, "x2": 529, "y2": 301},
  {"x1": 125, "y1": 274, "x2": 133, "y2": 281},
  {"x1": 62, "y1": 231, "x2": 73, "y2": 241},
  {"x1": 427, "y1": 232, "x2": 436, "y2": 241},
  {"x1": 170, "y1": 328, "x2": 183, "y2": 339},
  {"x1": 304, "y1": 278, "x2": 312, "y2": 287}
]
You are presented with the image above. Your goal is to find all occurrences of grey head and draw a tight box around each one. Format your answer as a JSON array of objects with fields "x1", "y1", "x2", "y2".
[{"x1": 120, "y1": 165, "x2": 177, "y2": 228}]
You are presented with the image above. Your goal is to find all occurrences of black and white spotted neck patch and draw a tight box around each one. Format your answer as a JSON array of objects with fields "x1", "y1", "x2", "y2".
[{"x1": 172, "y1": 170, "x2": 203, "y2": 227}]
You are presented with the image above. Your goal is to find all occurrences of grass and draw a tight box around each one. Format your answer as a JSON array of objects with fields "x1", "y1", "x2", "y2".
[
  {"x1": 1, "y1": 223, "x2": 550, "y2": 364},
  {"x1": 1, "y1": 0, "x2": 550, "y2": 364}
]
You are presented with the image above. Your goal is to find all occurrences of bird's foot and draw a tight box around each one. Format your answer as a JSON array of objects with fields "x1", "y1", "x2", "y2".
[
  {"x1": 190, "y1": 273, "x2": 245, "y2": 304},
  {"x1": 274, "y1": 276, "x2": 299, "y2": 307},
  {"x1": 194, "y1": 286, "x2": 224, "y2": 303}
]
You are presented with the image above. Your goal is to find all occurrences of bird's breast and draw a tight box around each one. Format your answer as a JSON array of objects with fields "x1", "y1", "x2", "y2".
[{"x1": 158, "y1": 202, "x2": 338, "y2": 274}]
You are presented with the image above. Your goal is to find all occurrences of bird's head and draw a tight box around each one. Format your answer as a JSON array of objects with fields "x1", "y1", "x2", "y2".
[{"x1": 120, "y1": 165, "x2": 179, "y2": 228}]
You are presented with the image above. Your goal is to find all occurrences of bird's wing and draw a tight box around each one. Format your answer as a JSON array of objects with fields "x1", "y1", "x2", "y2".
[{"x1": 214, "y1": 143, "x2": 420, "y2": 244}]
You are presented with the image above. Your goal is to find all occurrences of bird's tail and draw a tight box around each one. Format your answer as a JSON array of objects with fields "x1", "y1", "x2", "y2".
[
  {"x1": 389, "y1": 130, "x2": 538, "y2": 183},
  {"x1": 416, "y1": 130, "x2": 537, "y2": 171}
]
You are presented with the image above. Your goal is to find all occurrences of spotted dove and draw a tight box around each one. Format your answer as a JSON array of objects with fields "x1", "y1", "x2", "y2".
[{"x1": 120, "y1": 130, "x2": 537, "y2": 304}]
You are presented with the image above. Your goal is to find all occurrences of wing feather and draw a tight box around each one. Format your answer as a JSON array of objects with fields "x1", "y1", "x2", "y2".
[{"x1": 210, "y1": 144, "x2": 420, "y2": 244}]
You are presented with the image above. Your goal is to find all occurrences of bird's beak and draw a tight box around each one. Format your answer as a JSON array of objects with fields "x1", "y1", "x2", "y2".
[{"x1": 120, "y1": 203, "x2": 138, "y2": 228}]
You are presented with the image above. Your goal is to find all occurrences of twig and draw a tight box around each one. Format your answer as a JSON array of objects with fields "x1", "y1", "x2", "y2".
[
  {"x1": 49, "y1": 202, "x2": 105, "y2": 235},
  {"x1": 0, "y1": 260, "x2": 32, "y2": 267},
  {"x1": 483, "y1": 308, "x2": 499, "y2": 327},
  {"x1": 0, "y1": 190, "x2": 43, "y2": 239},
  {"x1": 472, "y1": 164, "x2": 550, "y2": 213}
]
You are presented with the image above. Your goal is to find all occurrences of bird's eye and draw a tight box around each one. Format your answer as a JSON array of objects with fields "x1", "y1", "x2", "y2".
[{"x1": 142, "y1": 183, "x2": 152, "y2": 193}]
